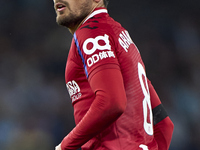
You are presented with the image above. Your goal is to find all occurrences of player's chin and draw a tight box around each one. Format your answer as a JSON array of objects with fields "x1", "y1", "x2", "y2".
[{"x1": 56, "y1": 16, "x2": 68, "y2": 26}]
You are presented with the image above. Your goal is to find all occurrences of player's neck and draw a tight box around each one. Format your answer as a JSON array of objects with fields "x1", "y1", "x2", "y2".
[
  {"x1": 68, "y1": 24, "x2": 80, "y2": 35},
  {"x1": 68, "y1": 4, "x2": 105, "y2": 34}
]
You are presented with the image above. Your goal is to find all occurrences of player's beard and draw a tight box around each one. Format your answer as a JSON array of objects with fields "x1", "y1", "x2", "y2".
[
  {"x1": 56, "y1": 12, "x2": 86, "y2": 28},
  {"x1": 56, "y1": 2, "x2": 91, "y2": 28}
]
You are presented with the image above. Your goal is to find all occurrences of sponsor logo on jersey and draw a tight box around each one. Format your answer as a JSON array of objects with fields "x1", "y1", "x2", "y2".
[
  {"x1": 66, "y1": 80, "x2": 82, "y2": 102},
  {"x1": 118, "y1": 30, "x2": 134, "y2": 52},
  {"x1": 87, "y1": 50, "x2": 115, "y2": 67},
  {"x1": 83, "y1": 34, "x2": 111, "y2": 55},
  {"x1": 83, "y1": 34, "x2": 115, "y2": 67}
]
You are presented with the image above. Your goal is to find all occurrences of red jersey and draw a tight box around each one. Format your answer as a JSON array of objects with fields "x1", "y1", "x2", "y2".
[{"x1": 64, "y1": 8, "x2": 158, "y2": 150}]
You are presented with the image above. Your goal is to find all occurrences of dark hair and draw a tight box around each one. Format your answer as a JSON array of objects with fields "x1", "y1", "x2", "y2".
[{"x1": 103, "y1": 0, "x2": 109, "y2": 8}]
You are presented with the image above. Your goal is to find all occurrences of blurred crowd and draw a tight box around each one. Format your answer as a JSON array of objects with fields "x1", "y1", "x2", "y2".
[{"x1": 0, "y1": 0, "x2": 200, "y2": 150}]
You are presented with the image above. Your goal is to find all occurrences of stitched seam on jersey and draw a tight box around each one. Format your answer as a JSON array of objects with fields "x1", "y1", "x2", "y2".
[
  {"x1": 83, "y1": 9, "x2": 108, "y2": 24},
  {"x1": 73, "y1": 32, "x2": 89, "y2": 78}
]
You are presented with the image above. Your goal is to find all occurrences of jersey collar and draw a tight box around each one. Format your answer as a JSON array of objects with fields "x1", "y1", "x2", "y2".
[{"x1": 83, "y1": 8, "x2": 108, "y2": 24}]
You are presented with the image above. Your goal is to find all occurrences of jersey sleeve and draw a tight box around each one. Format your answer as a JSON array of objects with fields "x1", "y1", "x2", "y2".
[
  {"x1": 61, "y1": 68, "x2": 127, "y2": 150},
  {"x1": 74, "y1": 24, "x2": 120, "y2": 79}
]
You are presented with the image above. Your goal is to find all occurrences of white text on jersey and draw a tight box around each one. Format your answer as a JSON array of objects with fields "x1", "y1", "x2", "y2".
[
  {"x1": 66, "y1": 80, "x2": 82, "y2": 102},
  {"x1": 87, "y1": 50, "x2": 115, "y2": 67},
  {"x1": 83, "y1": 34, "x2": 115, "y2": 67},
  {"x1": 118, "y1": 30, "x2": 133, "y2": 52}
]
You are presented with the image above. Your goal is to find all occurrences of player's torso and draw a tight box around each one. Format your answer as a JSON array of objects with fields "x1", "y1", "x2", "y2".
[
  {"x1": 65, "y1": 8, "x2": 158, "y2": 150},
  {"x1": 92, "y1": 19, "x2": 157, "y2": 150}
]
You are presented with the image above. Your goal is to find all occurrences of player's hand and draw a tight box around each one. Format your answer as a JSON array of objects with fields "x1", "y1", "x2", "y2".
[{"x1": 55, "y1": 143, "x2": 62, "y2": 150}]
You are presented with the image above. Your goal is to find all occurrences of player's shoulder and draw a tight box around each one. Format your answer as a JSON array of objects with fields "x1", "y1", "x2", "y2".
[
  {"x1": 76, "y1": 12, "x2": 123, "y2": 41},
  {"x1": 77, "y1": 20, "x2": 112, "y2": 40}
]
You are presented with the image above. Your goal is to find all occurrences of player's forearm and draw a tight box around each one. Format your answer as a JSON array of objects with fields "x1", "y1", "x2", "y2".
[
  {"x1": 61, "y1": 95, "x2": 124, "y2": 149},
  {"x1": 61, "y1": 69, "x2": 127, "y2": 150}
]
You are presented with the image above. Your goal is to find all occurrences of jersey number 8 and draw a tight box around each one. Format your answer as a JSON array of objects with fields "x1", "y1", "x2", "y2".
[{"x1": 138, "y1": 62, "x2": 153, "y2": 136}]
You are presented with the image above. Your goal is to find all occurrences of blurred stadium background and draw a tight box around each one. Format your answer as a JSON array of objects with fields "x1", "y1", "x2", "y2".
[{"x1": 0, "y1": 0, "x2": 200, "y2": 149}]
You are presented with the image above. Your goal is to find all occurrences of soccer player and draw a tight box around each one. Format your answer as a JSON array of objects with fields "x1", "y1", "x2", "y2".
[{"x1": 53, "y1": 0, "x2": 174, "y2": 150}]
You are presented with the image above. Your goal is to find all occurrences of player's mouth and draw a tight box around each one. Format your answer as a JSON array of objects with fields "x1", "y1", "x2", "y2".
[{"x1": 55, "y1": 3, "x2": 66, "y2": 12}]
